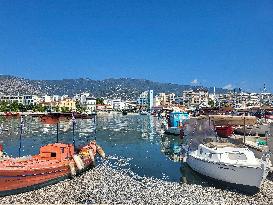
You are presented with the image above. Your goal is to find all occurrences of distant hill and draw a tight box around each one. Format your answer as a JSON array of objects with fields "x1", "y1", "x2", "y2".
[
  {"x1": 0, "y1": 75, "x2": 44, "y2": 96},
  {"x1": 0, "y1": 75, "x2": 228, "y2": 100}
]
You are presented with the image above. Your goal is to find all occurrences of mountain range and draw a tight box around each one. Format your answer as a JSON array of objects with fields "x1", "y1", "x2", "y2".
[{"x1": 0, "y1": 75, "x2": 228, "y2": 100}]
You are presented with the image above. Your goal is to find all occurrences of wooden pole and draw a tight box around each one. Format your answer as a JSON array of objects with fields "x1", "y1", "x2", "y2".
[{"x1": 243, "y1": 116, "x2": 246, "y2": 144}]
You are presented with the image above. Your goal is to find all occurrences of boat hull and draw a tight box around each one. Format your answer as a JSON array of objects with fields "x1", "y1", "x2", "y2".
[
  {"x1": 187, "y1": 153, "x2": 266, "y2": 192},
  {"x1": 0, "y1": 174, "x2": 69, "y2": 197},
  {"x1": 0, "y1": 158, "x2": 94, "y2": 196},
  {"x1": 165, "y1": 127, "x2": 181, "y2": 135}
]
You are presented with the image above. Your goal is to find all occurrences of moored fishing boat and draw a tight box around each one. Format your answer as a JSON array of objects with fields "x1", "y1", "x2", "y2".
[
  {"x1": 164, "y1": 112, "x2": 189, "y2": 136},
  {"x1": 0, "y1": 141, "x2": 105, "y2": 196}
]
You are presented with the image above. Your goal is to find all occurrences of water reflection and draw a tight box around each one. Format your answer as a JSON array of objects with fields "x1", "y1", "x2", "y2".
[
  {"x1": 160, "y1": 134, "x2": 183, "y2": 162},
  {"x1": 0, "y1": 114, "x2": 214, "y2": 186}
]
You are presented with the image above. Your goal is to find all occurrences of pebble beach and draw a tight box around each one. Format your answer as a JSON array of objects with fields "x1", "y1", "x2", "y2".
[{"x1": 1, "y1": 157, "x2": 273, "y2": 205}]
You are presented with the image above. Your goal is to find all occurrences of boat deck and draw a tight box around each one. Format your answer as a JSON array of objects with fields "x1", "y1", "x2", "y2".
[{"x1": 205, "y1": 142, "x2": 238, "y2": 148}]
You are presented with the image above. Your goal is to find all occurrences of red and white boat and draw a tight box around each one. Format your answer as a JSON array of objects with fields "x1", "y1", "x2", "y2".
[{"x1": 0, "y1": 141, "x2": 105, "y2": 196}]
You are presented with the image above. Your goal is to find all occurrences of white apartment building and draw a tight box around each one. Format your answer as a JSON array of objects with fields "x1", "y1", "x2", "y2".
[
  {"x1": 84, "y1": 97, "x2": 96, "y2": 113},
  {"x1": 183, "y1": 88, "x2": 209, "y2": 108},
  {"x1": 0, "y1": 95, "x2": 40, "y2": 105}
]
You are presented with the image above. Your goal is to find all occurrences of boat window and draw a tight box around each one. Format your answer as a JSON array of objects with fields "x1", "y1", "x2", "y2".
[
  {"x1": 228, "y1": 153, "x2": 247, "y2": 160},
  {"x1": 51, "y1": 152, "x2": 57, "y2": 157},
  {"x1": 199, "y1": 148, "x2": 203, "y2": 155}
]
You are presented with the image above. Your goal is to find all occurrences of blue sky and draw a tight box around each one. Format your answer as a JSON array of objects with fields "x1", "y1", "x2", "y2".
[{"x1": 0, "y1": 0, "x2": 272, "y2": 92}]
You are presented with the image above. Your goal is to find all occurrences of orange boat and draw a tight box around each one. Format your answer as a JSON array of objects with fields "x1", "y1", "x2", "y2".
[
  {"x1": 4, "y1": 112, "x2": 20, "y2": 118},
  {"x1": 0, "y1": 141, "x2": 105, "y2": 196}
]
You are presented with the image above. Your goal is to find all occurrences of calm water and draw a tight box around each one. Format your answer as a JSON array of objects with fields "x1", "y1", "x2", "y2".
[{"x1": 0, "y1": 113, "x2": 208, "y2": 186}]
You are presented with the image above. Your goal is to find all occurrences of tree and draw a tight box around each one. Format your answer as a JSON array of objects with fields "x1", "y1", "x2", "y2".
[
  {"x1": 35, "y1": 104, "x2": 47, "y2": 112},
  {"x1": 208, "y1": 99, "x2": 215, "y2": 108},
  {"x1": 96, "y1": 98, "x2": 104, "y2": 105},
  {"x1": 0, "y1": 101, "x2": 9, "y2": 112},
  {"x1": 26, "y1": 104, "x2": 34, "y2": 111},
  {"x1": 75, "y1": 101, "x2": 86, "y2": 113},
  {"x1": 10, "y1": 102, "x2": 20, "y2": 112},
  {"x1": 52, "y1": 106, "x2": 60, "y2": 112},
  {"x1": 18, "y1": 103, "x2": 27, "y2": 112},
  {"x1": 61, "y1": 107, "x2": 69, "y2": 113}
]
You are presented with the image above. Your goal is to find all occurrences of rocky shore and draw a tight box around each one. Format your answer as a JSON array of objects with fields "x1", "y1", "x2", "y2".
[{"x1": 1, "y1": 158, "x2": 273, "y2": 205}]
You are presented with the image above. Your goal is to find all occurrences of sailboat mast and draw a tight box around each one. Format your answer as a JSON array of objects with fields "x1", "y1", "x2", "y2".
[{"x1": 18, "y1": 116, "x2": 23, "y2": 157}]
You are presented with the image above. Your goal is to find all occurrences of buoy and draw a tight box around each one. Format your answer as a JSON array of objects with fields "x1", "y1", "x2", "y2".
[
  {"x1": 73, "y1": 154, "x2": 84, "y2": 170},
  {"x1": 69, "y1": 162, "x2": 76, "y2": 177},
  {"x1": 96, "y1": 144, "x2": 106, "y2": 158},
  {"x1": 88, "y1": 149, "x2": 95, "y2": 162}
]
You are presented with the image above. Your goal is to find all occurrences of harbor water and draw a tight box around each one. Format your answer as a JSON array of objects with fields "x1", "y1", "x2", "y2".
[
  {"x1": 1, "y1": 113, "x2": 273, "y2": 204},
  {"x1": 0, "y1": 113, "x2": 206, "y2": 185}
]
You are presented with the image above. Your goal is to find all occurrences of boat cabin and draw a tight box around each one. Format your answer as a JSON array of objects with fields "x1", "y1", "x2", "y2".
[
  {"x1": 39, "y1": 143, "x2": 74, "y2": 161},
  {"x1": 169, "y1": 112, "x2": 189, "y2": 127},
  {"x1": 197, "y1": 143, "x2": 259, "y2": 166}
]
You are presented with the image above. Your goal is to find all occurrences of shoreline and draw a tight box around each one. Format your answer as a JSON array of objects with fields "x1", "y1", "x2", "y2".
[{"x1": 0, "y1": 158, "x2": 272, "y2": 204}]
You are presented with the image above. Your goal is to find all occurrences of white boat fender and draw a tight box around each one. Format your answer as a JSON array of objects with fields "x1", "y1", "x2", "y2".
[
  {"x1": 73, "y1": 154, "x2": 84, "y2": 170},
  {"x1": 69, "y1": 162, "x2": 76, "y2": 177},
  {"x1": 88, "y1": 149, "x2": 95, "y2": 162},
  {"x1": 96, "y1": 144, "x2": 106, "y2": 158},
  {"x1": 183, "y1": 156, "x2": 187, "y2": 163}
]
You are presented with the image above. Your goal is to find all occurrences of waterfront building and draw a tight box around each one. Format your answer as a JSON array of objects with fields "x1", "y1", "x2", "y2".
[
  {"x1": 52, "y1": 95, "x2": 61, "y2": 102},
  {"x1": 96, "y1": 104, "x2": 106, "y2": 111},
  {"x1": 158, "y1": 93, "x2": 167, "y2": 105},
  {"x1": 137, "y1": 90, "x2": 154, "y2": 110},
  {"x1": 42, "y1": 95, "x2": 52, "y2": 103},
  {"x1": 0, "y1": 95, "x2": 40, "y2": 105},
  {"x1": 84, "y1": 97, "x2": 96, "y2": 113},
  {"x1": 125, "y1": 100, "x2": 137, "y2": 110},
  {"x1": 137, "y1": 91, "x2": 149, "y2": 106},
  {"x1": 153, "y1": 96, "x2": 161, "y2": 107},
  {"x1": 166, "y1": 93, "x2": 175, "y2": 105},
  {"x1": 182, "y1": 88, "x2": 209, "y2": 108},
  {"x1": 174, "y1": 96, "x2": 183, "y2": 105},
  {"x1": 55, "y1": 99, "x2": 76, "y2": 112},
  {"x1": 102, "y1": 99, "x2": 126, "y2": 110}
]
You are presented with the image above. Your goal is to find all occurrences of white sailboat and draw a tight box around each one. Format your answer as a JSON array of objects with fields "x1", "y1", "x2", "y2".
[
  {"x1": 185, "y1": 141, "x2": 271, "y2": 193},
  {"x1": 182, "y1": 118, "x2": 271, "y2": 193}
]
